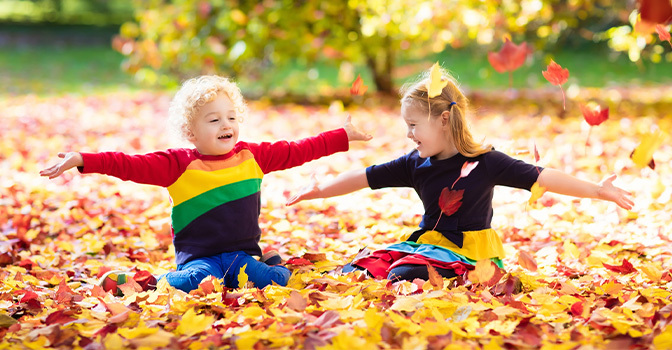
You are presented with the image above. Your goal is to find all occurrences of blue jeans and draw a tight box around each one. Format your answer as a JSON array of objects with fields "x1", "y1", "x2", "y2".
[{"x1": 160, "y1": 251, "x2": 290, "y2": 292}]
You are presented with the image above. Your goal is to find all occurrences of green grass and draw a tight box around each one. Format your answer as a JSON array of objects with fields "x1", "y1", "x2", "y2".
[{"x1": 1, "y1": 38, "x2": 671, "y2": 97}]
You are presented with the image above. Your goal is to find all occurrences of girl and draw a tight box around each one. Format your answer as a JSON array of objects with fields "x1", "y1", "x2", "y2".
[{"x1": 286, "y1": 67, "x2": 634, "y2": 282}]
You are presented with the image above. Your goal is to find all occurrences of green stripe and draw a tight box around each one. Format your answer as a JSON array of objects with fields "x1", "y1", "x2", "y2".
[{"x1": 171, "y1": 178, "x2": 261, "y2": 234}]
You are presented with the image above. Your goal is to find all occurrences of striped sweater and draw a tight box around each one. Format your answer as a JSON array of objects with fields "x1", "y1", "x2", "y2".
[{"x1": 79, "y1": 128, "x2": 349, "y2": 264}]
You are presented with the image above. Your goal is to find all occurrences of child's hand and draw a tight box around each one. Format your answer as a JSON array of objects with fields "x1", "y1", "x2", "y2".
[
  {"x1": 597, "y1": 174, "x2": 634, "y2": 210},
  {"x1": 286, "y1": 173, "x2": 320, "y2": 206},
  {"x1": 40, "y1": 152, "x2": 84, "y2": 179},
  {"x1": 344, "y1": 115, "x2": 372, "y2": 142}
]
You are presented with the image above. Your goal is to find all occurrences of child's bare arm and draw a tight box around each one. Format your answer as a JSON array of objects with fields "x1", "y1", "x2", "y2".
[
  {"x1": 39, "y1": 152, "x2": 83, "y2": 179},
  {"x1": 286, "y1": 168, "x2": 369, "y2": 205},
  {"x1": 537, "y1": 168, "x2": 634, "y2": 210}
]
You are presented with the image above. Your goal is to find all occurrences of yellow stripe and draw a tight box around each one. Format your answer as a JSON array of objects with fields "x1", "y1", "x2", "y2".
[
  {"x1": 416, "y1": 228, "x2": 505, "y2": 261},
  {"x1": 168, "y1": 157, "x2": 264, "y2": 206}
]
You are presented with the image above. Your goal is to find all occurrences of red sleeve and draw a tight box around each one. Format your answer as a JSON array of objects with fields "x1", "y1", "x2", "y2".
[
  {"x1": 78, "y1": 148, "x2": 193, "y2": 187},
  {"x1": 247, "y1": 128, "x2": 349, "y2": 174}
]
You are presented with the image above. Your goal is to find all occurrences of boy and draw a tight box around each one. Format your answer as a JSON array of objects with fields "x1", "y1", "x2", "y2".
[{"x1": 40, "y1": 75, "x2": 371, "y2": 293}]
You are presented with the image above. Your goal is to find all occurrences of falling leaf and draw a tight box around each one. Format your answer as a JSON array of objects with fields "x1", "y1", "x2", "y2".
[
  {"x1": 350, "y1": 74, "x2": 368, "y2": 96},
  {"x1": 452, "y1": 161, "x2": 479, "y2": 188},
  {"x1": 518, "y1": 251, "x2": 538, "y2": 272},
  {"x1": 468, "y1": 260, "x2": 496, "y2": 285},
  {"x1": 487, "y1": 38, "x2": 531, "y2": 88},
  {"x1": 603, "y1": 259, "x2": 637, "y2": 274},
  {"x1": 533, "y1": 143, "x2": 540, "y2": 163},
  {"x1": 542, "y1": 60, "x2": 569, "y2": 109},
  {"x1": 631, "y1": 129, "x2": 666, "y2": 169},
  {"x1": 581, "y1": 103, "x2": 609, "y2": 126},
  {"x1": 528, "y1": 182, "x2": 547, "y2": 205},
  {"x1": 438, "y1": 188, "x2": 464, "y2": 216},
  {"x1": 237, "y1": 263, "x2": 249, "y2": 288},
  {"x1": 656, "y1": 25, "x2": 671, "y2": 46},
  {"x1": 426, "y1": 62, "x2": 448, "y2": 98}
]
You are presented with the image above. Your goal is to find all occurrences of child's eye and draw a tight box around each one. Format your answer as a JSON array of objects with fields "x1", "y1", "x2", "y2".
[
  {"x1": 409, "y1": 124, "x2": 416, "y2": 127},
  {"x1": 229, "y1": 117, "x2": 236, "y2": 121},
  {"x1": 210, "y1": 119, "x2": 219, "y2": 123}
]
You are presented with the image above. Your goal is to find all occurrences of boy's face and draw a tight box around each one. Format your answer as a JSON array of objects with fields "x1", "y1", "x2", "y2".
[{"x1": 188, "y1": 93, "x2": 240, "y2": 156}]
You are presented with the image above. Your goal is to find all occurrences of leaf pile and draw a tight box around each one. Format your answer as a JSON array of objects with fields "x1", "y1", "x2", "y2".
[{"x1": 1, "y1": 90, "x2": 672, "y2": 349}]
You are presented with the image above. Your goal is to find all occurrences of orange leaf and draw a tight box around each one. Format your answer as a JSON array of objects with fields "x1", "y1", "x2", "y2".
[
  {"x1": 518, "y1": 251, "x2": 538, "y2": 272},
  {"x1": 487, "y1": 38, "x2": 531, "y2": 73},
  {"x1": 542, "y1": 60, "x2": 569, "y2": 109},
  {"x1": 426, "y1": 264, "x2": 444, "y2": 290},
  {"x1": 438, "y1": 188, "x2": 464, "y2": 216},
  {"x1": 286, "y1": 290, "x2": 307, "y2": 312},
  {"x1": 350, "y1": 75, "x2": 368, "y2": 96},
  {"x1": 581, "y1": 104, "x2": 609, "y2": 126},
  {"x1": 118, "y1": 278, "x2": 143, "y2": 296},
  {"x1": 656, "y1": 24, "x2": 671, "y2": 45},
  {"x1": 468, "y1": 260, "x2": 496, "y2": 284}
]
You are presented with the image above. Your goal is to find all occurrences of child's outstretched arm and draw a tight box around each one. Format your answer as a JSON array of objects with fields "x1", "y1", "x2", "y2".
[
  {"x1": 39, "y1": 152, "x2": 83, "y2": 179},
  {"x1": 343, "y1": 115, "x2": 373, "y2": 142},
  {"x1": 537, "y1": 168, "x2": 634, "y2": 210},
  {"x1": 286, "y1": 168, "x2": 369, "y2": 206}
]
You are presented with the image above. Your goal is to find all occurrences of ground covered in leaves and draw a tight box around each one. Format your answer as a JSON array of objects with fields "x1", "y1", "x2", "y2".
[{"x1": 1, "y1": 88, "x2": 672, "y2": 349}]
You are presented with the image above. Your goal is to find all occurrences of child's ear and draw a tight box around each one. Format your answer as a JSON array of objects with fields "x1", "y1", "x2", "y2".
[
  {"x1": 184, "y1": 126, "x2": 196, "y2": 141},
  {"x1": 440, "y1": 110, "x2": 451, "y2": 127}
]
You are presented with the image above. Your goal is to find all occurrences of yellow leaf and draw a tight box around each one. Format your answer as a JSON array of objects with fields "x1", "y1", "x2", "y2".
[
  {"x1": 562, "y1": 240, "x2": 580, "y2": 260},
  {"x1": 175, "y1": 308, "x2": 215, "y2": 337},
  {"x1": 640, "y1": 263, "x2": 662, "y2": 282},
  {"x1": 528, "y1": 182, "x2": 547, "y2": 204},
  {"x1": 24, "y1": 336, "x2": 50, "y2": 350},
  {"x1": 237, "y1": 263, "x2": 249, "y2": 288},
  {"x1": 426, "y1": 62, "x2": 448, "y2": 98},
  {"x1": 632, "y1": 129, "x2": 666, "y2": 168},
  {"x1": 129, "y1": 329, "x2": 174, "y2": 348},
  {"x1": 103, "y1": 333, "x2": 125, "y2": 350}
]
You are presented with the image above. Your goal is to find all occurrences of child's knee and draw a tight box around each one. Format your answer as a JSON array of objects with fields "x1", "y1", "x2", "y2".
[
  {"x1": 254, "y1": 266, "x2": 290, "y2": 288},
  {"x1": 165, "y1": 269, "x2": 210, "y2": 292}
]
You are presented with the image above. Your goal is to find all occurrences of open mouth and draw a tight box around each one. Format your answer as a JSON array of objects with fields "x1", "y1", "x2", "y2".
[{"x1": 218, "y1": 133, "x2": 233, "y2": 140}]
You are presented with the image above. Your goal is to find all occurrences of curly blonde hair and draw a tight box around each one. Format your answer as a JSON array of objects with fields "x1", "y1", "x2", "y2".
[{"x1": 168, "y1": 75, "x2": 249, "y2": 141}]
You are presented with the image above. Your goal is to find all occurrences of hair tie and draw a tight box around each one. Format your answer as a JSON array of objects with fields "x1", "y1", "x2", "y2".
[{"x1": 449, "y1": 102, "x2": 456, "y2": 107}]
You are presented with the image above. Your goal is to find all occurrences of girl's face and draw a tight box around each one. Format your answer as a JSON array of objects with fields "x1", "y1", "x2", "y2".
[
  {"x1": 401, "y1": 102, "x2": 456, "y2": 159},
  {"x1": 188, "y1": 93, "x2": 240, "y2": 156}
]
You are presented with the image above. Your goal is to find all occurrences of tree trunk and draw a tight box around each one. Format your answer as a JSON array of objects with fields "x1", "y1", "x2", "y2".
[{"x1": 365, "y1": 36, "x2": 395, "y2": 96}]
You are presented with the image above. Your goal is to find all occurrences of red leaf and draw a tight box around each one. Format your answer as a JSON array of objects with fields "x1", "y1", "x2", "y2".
[
  {"x1": 518, "y1": 251, "x2": 538, "y2": 272},
  {"x1": 603, "y1": 259, "x2": 637, "y2": 274},
  {"x1": 350, "y1": 75, "x2": 368, "y2": 96},
  {"x1": 45, "y1": 310, "x2": 77, "y2": 325},
  {"x1": 570, "y1": 301, "x2": 584, "y2": 317},
  {"x1": 451, "y1": 161, "x2": 479, "y2": 188},
  {"x1": 285, "y1": 257, "x2": 313, "y2": 266},
  {"x1": 438, "y1": 188, "x2": 464, "y2": 216},
  {"x1": 542, "y1": 60, "x2": 569, "y2": 109},
  {"x1": 533, "y1": 143, "x2": 540, "y2": 163},
  {"x1": 581, "y1": 104, "x2": 609, "y2": 126},
  {"x1": 542, "y1": 60, "x2": 569, "y2": 86},
  {"x1": 487, "y1": 38, "x2": 531, "y2": 73},
  {"x1": 20, "y1": 290, "x2": 39, "y2": 303},
  {"x1": 132, "y1": 270, "x2": 157, "y2": 291}
]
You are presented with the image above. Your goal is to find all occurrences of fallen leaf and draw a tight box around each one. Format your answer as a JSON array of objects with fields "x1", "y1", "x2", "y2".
[
  {"x1": 237, "y1": 263, "x2": 249, "y2": 288},
  {"x1": 518, "y1": 251, "x2": 538, "y2": 272},
  {"x1": 426, "y1": 264, "x2": 444, "y2": 290},
  {"x1": 468, "y1": 260, "x2": 496, "y2": 285},
  {"x1": 175, "y1": 308, "x2": 215, "y2": 337},
  {"x1": 603, "y1": 259, "x2": 637, "y2": 274},
  {"x1": 286, "y1": 290, "x2": 307, "y2": 312}
]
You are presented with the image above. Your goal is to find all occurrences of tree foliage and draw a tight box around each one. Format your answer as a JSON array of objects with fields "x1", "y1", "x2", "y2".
[{"x1": 115, "y1": 0, "x2": 669, "y2": 94}]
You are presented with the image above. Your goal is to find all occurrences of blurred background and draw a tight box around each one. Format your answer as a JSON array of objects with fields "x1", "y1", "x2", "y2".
[{"x1": 1, "y1": 0, "x2": 671, "y2": 99}]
